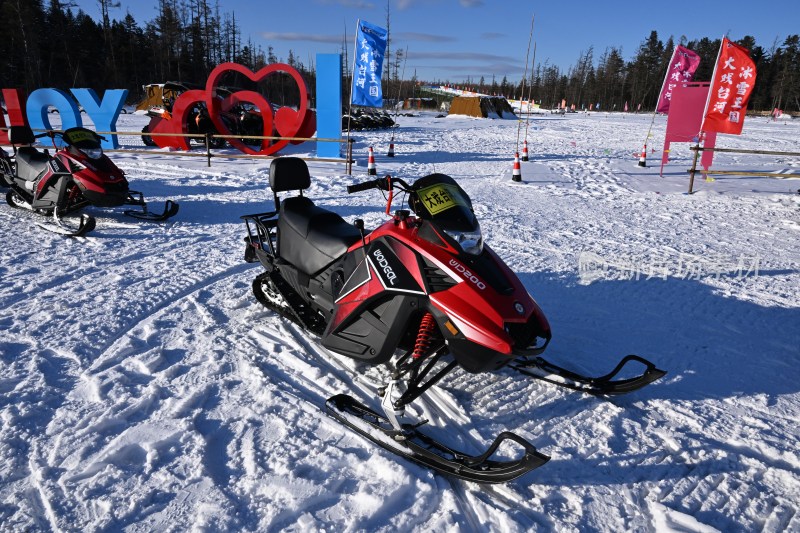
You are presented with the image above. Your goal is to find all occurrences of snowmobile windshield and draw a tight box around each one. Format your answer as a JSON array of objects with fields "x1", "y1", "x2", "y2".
[
  {"x1": 410, "y1": 174, "x2": 483, "y2": 255},
  {"x1": 63, "y1": 128, "x2": 103, "y2": 159}
]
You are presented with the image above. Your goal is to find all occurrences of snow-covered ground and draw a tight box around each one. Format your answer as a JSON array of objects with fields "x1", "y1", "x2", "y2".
[{"x1": 1, "y1": 111, "x2": 798, "y2": 532}]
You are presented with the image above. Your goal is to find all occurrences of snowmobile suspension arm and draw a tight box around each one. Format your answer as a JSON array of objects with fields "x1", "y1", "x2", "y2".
[{"x1": 390, "y1": 345, "x2": 456, "y2": 410}]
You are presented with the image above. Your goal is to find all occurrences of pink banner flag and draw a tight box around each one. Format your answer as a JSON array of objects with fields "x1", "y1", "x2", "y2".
[{"x1": 656, "y1": 45, "x2": 701, "y2": 114}]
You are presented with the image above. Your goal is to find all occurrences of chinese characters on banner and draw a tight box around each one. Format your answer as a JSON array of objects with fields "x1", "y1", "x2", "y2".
[
  {"x1": 656, "y1": 45, "x2": 701, "y2": 113},
  {"x1": 702, "y1": 38, "x2": 757, "y2": 135},
  {"x1": 351, "y1": 20, "x2": 387, "y2": 108}
]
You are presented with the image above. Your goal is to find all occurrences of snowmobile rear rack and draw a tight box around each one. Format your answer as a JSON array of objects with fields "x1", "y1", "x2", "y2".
[
  {"x1": 241, "y1": 211, "x2": 279, "y2": 256},
  {"x1": 511, "y1": 354, "x2": 666, "y2": 396},
  {"x1": 325, "y1": 394, "x2": 550, "y2": 484}
]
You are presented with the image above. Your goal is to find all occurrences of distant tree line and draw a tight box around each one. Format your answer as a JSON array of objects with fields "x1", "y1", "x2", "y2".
[
  {"x1": 0, "y1": 0, "x2": 315, "y2": 105},
  {"x1": 1, "y1": 1, "x2": 797, "y2": 114},
  {"x1": 439, "y1": 31, "x2": 799, "y2": 113}
]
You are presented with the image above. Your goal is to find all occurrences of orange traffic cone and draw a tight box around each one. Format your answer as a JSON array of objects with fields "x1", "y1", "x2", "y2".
[
  {"x1": 387, "y1": 142, "x2": 395, "y2": 157},
  {"x1": 512, "y1": 152, "x2": 522, "y2": 182},
  {"x1": 367, "y1": 146, "x2": 377, "y2": 175},
  {"x1": 638, "y1": 144, "x2": 647, "y2": 167},
  {"x1": 522, "y1": 140, "x2": 529, "y2": 161}
]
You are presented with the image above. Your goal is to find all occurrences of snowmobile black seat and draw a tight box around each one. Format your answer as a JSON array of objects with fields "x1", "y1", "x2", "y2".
[
  {"x1": 269, "y1": 157, "x2": 361, "y2": 275},
  {"x1": 278, "y1": 196, "x2": 361, "y2": 275},
  {"x1": 10, "y1": 126, "x2": 51, "y2": 182},
  {"x1": 14, "y1": 148, "x2": 51, "y2": 182},
  {"x1": 269, "y1": 156, "x2": 311, "y2": 193},
  {"x1": 8, "y1": 125, "x2": 36, "y2": 146}
]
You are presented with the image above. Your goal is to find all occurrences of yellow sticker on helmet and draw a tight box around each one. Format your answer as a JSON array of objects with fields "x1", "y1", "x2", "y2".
[{"x1": 417, "y1": 184, "x2": 463, "y2": 215}]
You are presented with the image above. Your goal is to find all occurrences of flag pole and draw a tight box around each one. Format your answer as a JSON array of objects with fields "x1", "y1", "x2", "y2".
[
  {"x1": 642, "y1": 46, "x2": 680, "y2": 152},
  {"x1": 700, "y1": 36, "x2": 726, "y2": 134},
  {"x1": 523, "y1": 42, "x2": 537, "y2": 141},
  {"x1": 390, "y1": 45, "x2": 409, "y2": 144},
  {"x1": 346, "y1": 19, "x2": 360, "y2": 172},
  {"x1": 515, "y1": 13, "x2": 535, "y2": 153}
]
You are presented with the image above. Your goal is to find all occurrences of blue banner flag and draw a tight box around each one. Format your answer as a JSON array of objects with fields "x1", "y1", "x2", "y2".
[{"x1": 351, "y1": 20, "x2": 387, "y2": 108}]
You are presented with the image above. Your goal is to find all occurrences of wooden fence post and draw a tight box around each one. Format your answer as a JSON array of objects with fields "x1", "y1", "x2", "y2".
[{"x1": 688, "y1": 143, "x2": 700, "y2": 194}]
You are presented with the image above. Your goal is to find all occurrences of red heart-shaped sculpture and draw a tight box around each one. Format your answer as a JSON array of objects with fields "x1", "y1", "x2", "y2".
[
  {"x1": 205, "y1": 63, "x2": 311, "y2": 156},
  {"x1": 275, "y1": 107, "x2": 318, "y2": 146},
  {"x1": 219, "y1": 90, "x2": 275, "y2": 155}
]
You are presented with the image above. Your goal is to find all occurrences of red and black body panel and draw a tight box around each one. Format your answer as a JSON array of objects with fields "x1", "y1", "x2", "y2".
[
  {"x1": 322, "y1": 214, "x2": 551, "y2": 372},
  {"x1": 55, "y1": 150, "x2": 129, "y2": 207}
]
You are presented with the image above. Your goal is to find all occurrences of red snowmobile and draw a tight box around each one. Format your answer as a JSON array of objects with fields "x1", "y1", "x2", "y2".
[
  {"x1": 0, "y1": 125, "x2": 178, "y2": 236},
  {"x1": 241, "y1": 157, "x2": 665, "y2": 483}
]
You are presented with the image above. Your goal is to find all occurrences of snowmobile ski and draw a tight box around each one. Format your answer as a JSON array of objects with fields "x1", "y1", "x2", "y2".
[
  {"x1": 511, "y1": 354, "x2": 666, "y2": 396},
  {"x1": 325, "y1": 393, "x2": 550, "y2": 484},
  {"x1": 123, "y1": 192, "x2": 179, "y2": 221},
  {"x1": 35, "y1": 212, "x2": 96, "y2": 237},
  {"x1": 7, "y1": 189, "x2": 96, "y2": 237}
]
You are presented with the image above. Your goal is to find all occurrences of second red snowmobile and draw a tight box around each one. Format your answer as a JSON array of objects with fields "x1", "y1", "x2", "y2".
[
  {"x1": 1, "y1": 125, "x2": 178, "y2": 236},
  {"x1": 241, "y1": 157, "x2": 666, "y2": 483}
]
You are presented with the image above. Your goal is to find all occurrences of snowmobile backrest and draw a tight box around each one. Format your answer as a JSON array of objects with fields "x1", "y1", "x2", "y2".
[
  {"x1": 8, "y1": 125, "x2": 35, "y2": 146},
  {"x1": 269, "y1": 157, "x2": 310, "y2": 194}
]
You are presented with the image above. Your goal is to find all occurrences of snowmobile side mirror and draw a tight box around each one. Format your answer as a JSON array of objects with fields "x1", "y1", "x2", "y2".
[{"x1": 354, "y1": 218, "x2": 367, "y2": 250}]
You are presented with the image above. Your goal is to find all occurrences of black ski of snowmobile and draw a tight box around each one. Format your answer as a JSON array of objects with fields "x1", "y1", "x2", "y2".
[
  {"x1": 123, "y1": 193, "x2": 180, "y2": 221},
  {"x1": 326, "y1": 394, "x2": 550, "y2": 484},
  {"x1": 511, "y1": 354, "x2": 667, "y2": 396},
  {"x1": 6, "y1": 182, "x2": 96, "y2": 237}
]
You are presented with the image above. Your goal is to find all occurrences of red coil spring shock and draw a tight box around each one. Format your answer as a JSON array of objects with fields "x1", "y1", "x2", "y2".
[
  {"x1": 413, "y1": 312, "x2": 436, "y2": 359},
  {"x1": 67, "y1": 183, "x2": 81, "y2": 206}
]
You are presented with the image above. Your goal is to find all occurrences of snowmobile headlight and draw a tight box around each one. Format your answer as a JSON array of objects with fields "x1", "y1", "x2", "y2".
[
  {"x1": 443, "y1": 227, "x2": 484, "y2": 255},
  {"x1": 81, "y1": 147, "x2": 103, "y2": 160}
]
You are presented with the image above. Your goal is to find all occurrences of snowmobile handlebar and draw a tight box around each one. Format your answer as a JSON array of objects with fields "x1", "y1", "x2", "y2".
[
  {"x1": 346, "y1": 175, "x2": 412, "y2": 195},
  {"x1": 346, "y1": 178, "x2": 383, "y2": 194}
]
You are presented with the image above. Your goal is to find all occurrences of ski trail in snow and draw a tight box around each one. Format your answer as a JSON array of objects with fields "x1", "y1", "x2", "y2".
[
  {"x1": 88, "y1": 263, "x2": 251, "y2": 373},
  {"x1": 17, "y1": 265, "x2": 257, "y2": 530}
]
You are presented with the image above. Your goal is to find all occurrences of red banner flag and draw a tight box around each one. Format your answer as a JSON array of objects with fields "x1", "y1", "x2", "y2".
[
  {"x1": 702, "y1": 38, "x2": 757, "y2": 135},
  {"x1": 656, "y1": 45, "x2": 701, "y2": 114}
]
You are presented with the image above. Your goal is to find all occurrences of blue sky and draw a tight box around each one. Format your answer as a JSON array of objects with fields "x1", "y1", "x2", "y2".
[{"x1": 71, "y1": 0, "x2": 799, "y2": 83}]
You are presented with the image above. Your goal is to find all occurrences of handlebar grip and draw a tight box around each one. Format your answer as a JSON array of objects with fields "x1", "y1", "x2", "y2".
[{"x1": 347, "y1": 179, "x2": 380, "y2": 194}]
